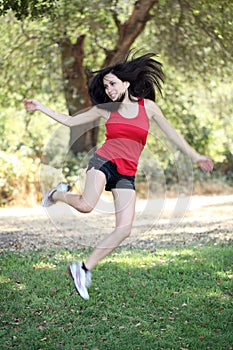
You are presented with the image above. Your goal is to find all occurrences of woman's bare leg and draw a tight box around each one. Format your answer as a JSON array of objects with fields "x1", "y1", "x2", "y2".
[
  {"x1": 53, "y1": 168, "x2": 106, "y2": 213},
  {"x1": 85, "y1": 188, "x2": 136, "y2": 271}
]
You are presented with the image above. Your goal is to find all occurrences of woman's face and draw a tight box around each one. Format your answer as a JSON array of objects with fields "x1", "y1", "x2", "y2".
[{"x1": 103, "y1": 73, "x2": 129, "y2": 102}]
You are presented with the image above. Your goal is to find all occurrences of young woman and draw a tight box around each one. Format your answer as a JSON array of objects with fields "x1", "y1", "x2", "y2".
[{"x1": 24, "y1": 53, "x2": 213, "y2": 300}]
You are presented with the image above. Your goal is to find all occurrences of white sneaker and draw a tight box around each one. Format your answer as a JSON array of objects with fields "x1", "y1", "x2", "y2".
[
  {"x1": 41, "y1": 182, "x2": 70, "y2": 207},
  {"x1": 68, "y1": 262, "x2": 90, "y2": 300}
]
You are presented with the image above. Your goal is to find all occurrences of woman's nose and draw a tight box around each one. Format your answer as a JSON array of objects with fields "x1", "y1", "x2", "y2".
[{"x1": 107, "y1": 86, "x2": 113, "y2": 93}]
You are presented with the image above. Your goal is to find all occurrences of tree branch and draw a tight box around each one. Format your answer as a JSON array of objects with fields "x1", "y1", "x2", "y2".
[
  {"x1": 3, "y1": 22, "x2": 39, "y2": 61},
  {"x1": 103, "y1": 0, "x2": 159, "y2": 66},
  {"x1": 110, "y1": 0, "x2": 122, "y2": 30}
]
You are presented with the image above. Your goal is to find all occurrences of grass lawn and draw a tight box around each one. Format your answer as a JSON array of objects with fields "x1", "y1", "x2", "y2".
[{"x1": 0, "y1": 244, "x2": 232, "y2": 350}]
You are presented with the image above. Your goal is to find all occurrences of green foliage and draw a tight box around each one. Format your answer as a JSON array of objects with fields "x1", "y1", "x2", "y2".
[
  {"x1": 161, "y1": 81, "x2": 212, "y2": 155},
  {"x1": 0, "y1": 15, "x2": 64, "y2": 109},
  {"x1": 158, "y1": 64, "x2": 233, "y2": 164},
  {"x1": 0, "y1": 245, "x2": 232, "y2": 349},
  {"x1": 148, "y1": 0, "x2": 233, "y2": 75},
  {"x1": 0, "y1": 0, "x2": 56, "y2": 20}
]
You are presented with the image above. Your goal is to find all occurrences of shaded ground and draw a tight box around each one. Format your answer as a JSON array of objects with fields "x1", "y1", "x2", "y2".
[{"x1": 0, "y1": 195, "x2": 232, "y2": 252}]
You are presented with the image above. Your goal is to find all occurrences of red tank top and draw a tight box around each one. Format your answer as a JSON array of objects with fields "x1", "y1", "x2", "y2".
[{"x1": 96, "y1": 99, "x2": 149, "y2": 176}]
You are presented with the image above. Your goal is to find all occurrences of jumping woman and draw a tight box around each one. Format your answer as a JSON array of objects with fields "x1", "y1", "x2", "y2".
[{"x1": 24, "y1": 52, "x2": 213, "y2": 300}]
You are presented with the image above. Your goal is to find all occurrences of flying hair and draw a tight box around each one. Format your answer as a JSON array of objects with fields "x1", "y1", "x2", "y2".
[{"x1": 88, "y1": 51, "x2": 165, "y2": 110}]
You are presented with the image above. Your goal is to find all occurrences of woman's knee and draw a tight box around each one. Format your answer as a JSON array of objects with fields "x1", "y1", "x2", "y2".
[
  {"x1": 115, "y1": 223, "x2": 132, "y2": 239},
  {"x1": 73, "y1": 196, "x2": 94, "y2": 213}
]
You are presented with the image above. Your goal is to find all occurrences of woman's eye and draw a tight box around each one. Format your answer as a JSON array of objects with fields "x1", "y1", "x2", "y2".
[{"x1": 104, "y1": 81, "x2": 115, "y2": 90}]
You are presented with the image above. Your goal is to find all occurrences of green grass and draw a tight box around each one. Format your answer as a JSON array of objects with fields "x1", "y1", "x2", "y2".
[{"x1": 0, "y1": 245, "x2": 232, "y2": 350}]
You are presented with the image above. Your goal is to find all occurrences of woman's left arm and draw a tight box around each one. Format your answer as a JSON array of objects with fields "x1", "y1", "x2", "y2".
[{"x1": 145, "y1": 100, "x2": 214, "y2": 172}]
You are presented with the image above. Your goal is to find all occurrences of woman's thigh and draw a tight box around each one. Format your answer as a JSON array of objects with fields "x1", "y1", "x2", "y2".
[
  {"x1": 81, "y1": 167, "x2": 106, "y2": 211},
  {"x1": 112, "y1": 188, "x2": 136, "y2": 229}
]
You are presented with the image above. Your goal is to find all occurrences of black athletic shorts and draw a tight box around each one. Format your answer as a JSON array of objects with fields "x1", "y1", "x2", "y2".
[{"x1": 87, "y1": 153, "x2": 135, "y2": 192}]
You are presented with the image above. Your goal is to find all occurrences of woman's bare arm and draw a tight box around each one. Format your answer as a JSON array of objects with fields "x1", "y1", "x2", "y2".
[
  {"x1": 145, "y1": 99, "x2": 214, "y2": 172},
  {"x1": 23, "y1": 99, "x2": 107, "y2": 127}
]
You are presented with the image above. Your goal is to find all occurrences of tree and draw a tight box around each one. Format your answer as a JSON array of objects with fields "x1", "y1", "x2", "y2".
[
  {"x1": 1, "y1": 0, "x2": 159, "y2": 154},
  {"x1": 1, "y1": 0, "x2": 233, "y2": 156}
]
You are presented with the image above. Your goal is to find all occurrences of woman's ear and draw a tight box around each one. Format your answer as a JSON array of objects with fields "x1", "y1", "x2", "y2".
[{"x1": 124, "y1": 81, "x2": 130, "y2": 89}]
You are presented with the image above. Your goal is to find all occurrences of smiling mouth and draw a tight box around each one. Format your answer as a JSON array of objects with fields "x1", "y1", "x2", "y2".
[
  {"x1": 109, "y1": 94, "x2": 117, "y2": 100},
  {"x1": 108, "y1": 92, "x2": 125, "y2": 102}
]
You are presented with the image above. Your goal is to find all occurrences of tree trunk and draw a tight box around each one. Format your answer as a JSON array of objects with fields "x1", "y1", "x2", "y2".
[{"x1": 60, "y1": 34, "x2": 99, "y2": 154}]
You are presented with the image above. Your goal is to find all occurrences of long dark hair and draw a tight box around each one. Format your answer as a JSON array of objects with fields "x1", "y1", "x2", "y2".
[{"x1": 88, "y1": 52, "x2": 164, "y2": 109}]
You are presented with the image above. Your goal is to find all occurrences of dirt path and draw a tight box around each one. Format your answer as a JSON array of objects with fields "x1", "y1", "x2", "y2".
[{"x1": 0, "y1": 195, "x2": 232, "y2": 252}]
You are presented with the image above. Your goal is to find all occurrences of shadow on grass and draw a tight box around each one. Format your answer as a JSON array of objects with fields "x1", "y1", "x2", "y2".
[{"x1": 0, "y1": 245, "x2": 232, "y2": 350}]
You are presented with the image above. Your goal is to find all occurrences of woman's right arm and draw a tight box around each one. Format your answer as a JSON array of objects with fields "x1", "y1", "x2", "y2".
[{"x1": 23, "y1": 99, "x2": 105, "y2": 126}]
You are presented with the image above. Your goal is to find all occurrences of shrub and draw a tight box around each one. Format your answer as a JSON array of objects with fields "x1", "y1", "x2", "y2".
[{"x1": 0, "y1": 151, "x2": 40, "y2": 206}]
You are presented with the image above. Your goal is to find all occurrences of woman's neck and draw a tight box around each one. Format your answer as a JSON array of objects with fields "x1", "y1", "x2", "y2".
[{"x1": 122, "y1": 92, "x2": 137, "y2": 104}]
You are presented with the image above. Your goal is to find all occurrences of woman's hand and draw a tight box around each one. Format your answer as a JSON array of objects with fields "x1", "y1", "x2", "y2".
[
  {"x1": 23, "y1": 99, "x2": 41, "y2": 111},
  {"x1": 195, "y1": 155, "x2": 214, "y2": 172}
]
